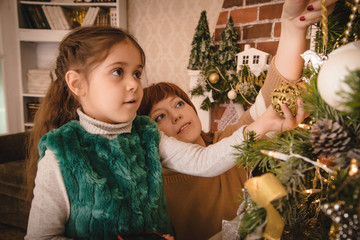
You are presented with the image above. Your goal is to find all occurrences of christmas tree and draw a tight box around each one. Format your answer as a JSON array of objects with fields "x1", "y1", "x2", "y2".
[
  {"x1": 231, "y1": 1, "x2": 360, "y2": 239},
  {"x1": 213, "y1": 16, "x2": 239, "y2": 71},
  {"x1": 190, "y1": 15, "x2": 265, "y2": 111},
  {"x1": 187, "y1": 10, "x2": 214, "y2": 70}
]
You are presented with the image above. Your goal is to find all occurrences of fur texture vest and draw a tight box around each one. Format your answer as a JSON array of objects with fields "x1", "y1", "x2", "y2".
[{"x1": 38, "y1": 116, "x2": 173, "y2": 239}]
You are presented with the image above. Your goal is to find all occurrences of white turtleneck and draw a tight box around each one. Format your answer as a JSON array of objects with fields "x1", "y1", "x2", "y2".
[{"x1": 25, "y1": 109, "x2": 246, "y2": 240}]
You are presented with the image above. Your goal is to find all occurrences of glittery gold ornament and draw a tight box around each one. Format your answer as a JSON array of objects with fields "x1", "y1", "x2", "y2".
[
  {"x1": 271, "y1": 82, "x2": 302, "y2": 117},
  {"x1": 208, "y1": 72, "x2": 220, "y2": 84}
]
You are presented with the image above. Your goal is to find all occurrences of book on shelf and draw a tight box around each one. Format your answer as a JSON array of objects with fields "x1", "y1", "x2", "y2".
[
  {"x1": 41, "y1": 5, "x2": 56, "y2": 29},
  {"x1": 81, "y1": 7, "x2": 94, "y2": 26},
  {"x1": 95, "y1": 10, "x2": 110, "y2": 26},
  {"x1": 47, "y1": 6, "x2": 61, "y2": 29},
  {"x1": 109, "y1": 7, "x2": 117, "y2": 26},
  {"x1": 21, "y1": 5, "x2": 35, "y2": 29},
  {"x1": 50, "y1": 0, "x2": 73, "y2": 3},
  {"x1": 34, "y1": 5, "x2": 51, "y2": 29},
  {"x1": 26, "y1": 69, "x2": 52, "y2": 95},
  {"x1": 40, "y1": 6, "x2": 70, "y2": 30},
  {"x1": 27, "y1": 102, "x2": 41, "y2": 123},
  {"x1": 82, "y1": 7, "x2": 100, "y2": 26},
  {"x1": 21, "y1": 5, "x2": 44, "y2": 29},
  {"x1": 55, "y1": 6, "x2": 71, "y2": 30}
]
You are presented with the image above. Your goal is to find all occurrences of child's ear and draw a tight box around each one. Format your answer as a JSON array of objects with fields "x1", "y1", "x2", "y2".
[{"x1": 65, "y1": 70, "x2": 86, "y2": 96}]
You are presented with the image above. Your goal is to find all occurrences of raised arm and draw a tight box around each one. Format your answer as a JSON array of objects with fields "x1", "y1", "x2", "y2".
[{"x1": 244, "y1": 0, "x2": 338, "y2": 137}]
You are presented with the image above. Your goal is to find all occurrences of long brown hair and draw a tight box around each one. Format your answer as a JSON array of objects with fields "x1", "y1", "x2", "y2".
[
  {"x1": 137, "y1": 82, "x2": 214, "y2": 145},
  {"x1": 26, "y1": 26, "x2": 145, "y2": 200}
]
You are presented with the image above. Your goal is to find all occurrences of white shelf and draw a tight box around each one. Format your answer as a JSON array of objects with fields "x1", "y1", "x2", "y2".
[
  {"x1": 16, "y1": 0, "x2": 127, "y2": 130},
  {"x1": 24, "y1": 122, "x2": 35, "y2": 127},
  {"x1": 23, "y1": 93, "x2": 46, "y2": 98},
  {"x1": 19, "y1": 28, "x2": 71, "y2": 42}
]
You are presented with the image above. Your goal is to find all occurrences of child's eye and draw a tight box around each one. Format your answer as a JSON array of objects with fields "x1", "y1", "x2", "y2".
[
  {"x1": 133, "y1": 70, "x2": 142, "y2": 80},
  {"x1": 176, "y1": 100, "x2": 185, "y2": 108},
  {"x1": 154, "y1": 114, "x2": 165, "y2": 123},
  {"x1": 112, "y1": 68, "x2": 124, "y2": 77}
]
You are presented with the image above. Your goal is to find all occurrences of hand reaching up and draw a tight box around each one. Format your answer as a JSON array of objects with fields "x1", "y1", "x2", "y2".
[{"x1": 244, "y1": 98, "x2": 307, "y2": 138}]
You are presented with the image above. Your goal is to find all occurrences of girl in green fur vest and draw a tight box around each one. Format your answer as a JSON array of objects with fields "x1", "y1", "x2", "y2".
[{"x1": 25, "y1": 25, "x2": 307, "y2": 240}]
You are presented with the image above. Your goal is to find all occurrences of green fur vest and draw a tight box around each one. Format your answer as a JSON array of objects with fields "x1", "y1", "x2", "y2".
[{"x1": 38, "y1": 116, "x2": 173, "y2": 239}]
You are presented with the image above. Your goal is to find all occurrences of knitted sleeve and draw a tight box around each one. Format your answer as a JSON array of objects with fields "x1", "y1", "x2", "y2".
[
  {"x1": 159, "y1": 125, "x2": 246, "y2": 177},
  {"x1": 25, "y1": 150, "x2": 72, "y2": 240}
]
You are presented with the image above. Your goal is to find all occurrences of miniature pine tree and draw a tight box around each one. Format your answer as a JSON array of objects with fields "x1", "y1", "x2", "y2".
[
  {"x1": 213, "y1": 16, "x2": 239, "y2": 70},
  {"x1": 187, "y1": 11, "x2": 214, "y2": 70}
]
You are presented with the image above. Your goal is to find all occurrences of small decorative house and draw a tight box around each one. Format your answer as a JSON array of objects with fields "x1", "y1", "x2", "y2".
[{"x1": 236, "y1": 44, "x2": 271, "y2": 76}]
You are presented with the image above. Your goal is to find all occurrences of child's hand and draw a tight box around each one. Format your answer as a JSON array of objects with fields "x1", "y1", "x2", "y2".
[{"x1": 161, "y1": 234, "x2": 174, "y2": 240}]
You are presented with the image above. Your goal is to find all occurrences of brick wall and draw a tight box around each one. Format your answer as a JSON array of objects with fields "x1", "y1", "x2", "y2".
[
  {"x1": 215, "y1": 0, "x2": 285, "y2": 55},
  {"x1": 210, "y1": 0, "x2": 311, "y2": 131}
]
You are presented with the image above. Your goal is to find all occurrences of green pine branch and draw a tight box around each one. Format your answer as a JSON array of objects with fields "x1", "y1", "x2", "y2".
[{"x1": 315, "y1": 0, "x2": 360, "y2": 53}]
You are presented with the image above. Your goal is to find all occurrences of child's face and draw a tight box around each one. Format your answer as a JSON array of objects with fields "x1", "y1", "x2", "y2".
[
  {"x1": 149, "y1": 96, "x2": 202, "y2": 144},
  {"x1": 80, "y1": 41, "x2": 143, "y2": 124}
]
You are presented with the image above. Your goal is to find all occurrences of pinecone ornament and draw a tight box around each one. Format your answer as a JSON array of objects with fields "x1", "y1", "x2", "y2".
[{"x1": 310, "y1": 119, "x2": 351, "y2": 159}]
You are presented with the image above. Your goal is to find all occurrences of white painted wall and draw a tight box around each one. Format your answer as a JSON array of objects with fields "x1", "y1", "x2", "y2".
[
  {"x1": 128, "y1": 0, "x2": 223, "y2": 132},
  {"x1": 0, "y1": 0, "x2": 23, "y2": 134},
  {"x1": 128, "y1": 0, "x2": 223, "y2": 93}
]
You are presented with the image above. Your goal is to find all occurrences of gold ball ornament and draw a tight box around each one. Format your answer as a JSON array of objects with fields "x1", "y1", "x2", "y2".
[
  {"x1": 208, "y1": 72, "x2": 220, "y2": 84},
  {"x1": 271, "y1": 82, "x2": 302, "y2": 117},
  {"x1": 227, "y1": 89, "x2": 237, "y2": 100}
]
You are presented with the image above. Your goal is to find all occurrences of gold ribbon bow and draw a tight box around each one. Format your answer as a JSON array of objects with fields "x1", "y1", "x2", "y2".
[{"x1": 244, "y1": 173, "x2": 287, "y2": 240}]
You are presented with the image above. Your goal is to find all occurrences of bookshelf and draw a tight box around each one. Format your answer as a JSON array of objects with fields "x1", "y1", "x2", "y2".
[{"x1": 16, "y1": 0, "x2": 127, "y2": 130}]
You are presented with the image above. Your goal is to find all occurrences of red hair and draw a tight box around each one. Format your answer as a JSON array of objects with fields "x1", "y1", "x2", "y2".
[
  {"x1": 137, "y1": 82, "x2": 197, "y2": 116},
  {"x1": 138, "y1": 82, "x2": 214, "y2": 145}
]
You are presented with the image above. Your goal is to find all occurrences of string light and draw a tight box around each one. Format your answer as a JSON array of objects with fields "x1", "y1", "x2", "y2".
[
  {"x1": 316, "y1": 159, "x2": 331, "y2": 169},
  {"x1": 303, "y1": 189, "x2": 321, "y2": 194},
  {"x1": 348, "y1": 158, "x2": 359, "y2": 176},
  {"x1": 260, "y1": 150, "x2": 288, "y2": 161},
  {"x1": 334, "y1": 0, "x2": 360, "y2": 49},
  {"x1": 260, "y1": 149, "x2": 334, "y2": 174},
  {"x1": 298, "y1": 123, "x2": 311, "y2": 129}
]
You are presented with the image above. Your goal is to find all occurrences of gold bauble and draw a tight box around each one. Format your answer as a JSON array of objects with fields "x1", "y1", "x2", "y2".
[
  {"x1": 271, "y1": 82, "x2": 302, "y2": 117},
  {"x1": 208, "y1": 72, "x2": 220, "y2": 84}
]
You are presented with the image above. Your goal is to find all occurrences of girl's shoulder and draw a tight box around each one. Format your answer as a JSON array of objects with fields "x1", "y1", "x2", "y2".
[
  {"x1": 38, "y1": 120, "x2": 83, "y2": 159},
  {"x1": 43, "y1": 120, "x2": 82, "y2": 138}
]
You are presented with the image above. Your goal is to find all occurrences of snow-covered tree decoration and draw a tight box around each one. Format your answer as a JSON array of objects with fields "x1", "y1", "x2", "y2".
[
  {"x1": 213, "y1": 16, "x2": 239, "y2": 70},
  {"x1": 187, "y1": 11, "x2": 214, "y2": 70}
]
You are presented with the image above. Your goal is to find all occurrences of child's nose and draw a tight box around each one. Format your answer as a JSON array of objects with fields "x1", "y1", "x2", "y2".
[{"x1": 126, "y1": 76, "x2": 140, "y2": 92}]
